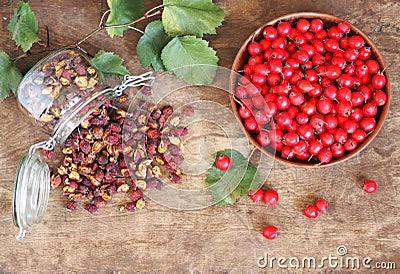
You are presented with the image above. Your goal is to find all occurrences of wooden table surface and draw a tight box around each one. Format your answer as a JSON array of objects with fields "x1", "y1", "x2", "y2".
[{"x1": 1, "y1": 0, "x2": 399, "y2": 273}]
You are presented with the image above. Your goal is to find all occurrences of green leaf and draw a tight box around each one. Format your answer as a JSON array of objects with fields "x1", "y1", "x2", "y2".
[
  {"x1": 7, "y1": 1, "x2": 40, "y2": 52},
  {"x1": 162, "y1": 0, "x2": 225, "y2": 37},
  {"x1": 89, "y1": 50, "x2": 130, "y2": 82},
  {"x1": 0, "y1": 51, "x2": 23, "y2": 101},
  {"x1": 205, "y1": 149, "x2": 260, "y2": 206},
  {"x1": 136, "y1": 20, "x2": 172, "y2": 71},
  {"x1": 161, "y1": 36, "x2": 219, "y2": 85},
  {"x1": 106, "y1": 0, "x2": 144, "y2": 38}
]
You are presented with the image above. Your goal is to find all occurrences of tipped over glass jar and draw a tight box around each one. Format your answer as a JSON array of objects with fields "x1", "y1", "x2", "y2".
[{"x1": 13, "y1": 47, "x2": 154, "y2": 240}]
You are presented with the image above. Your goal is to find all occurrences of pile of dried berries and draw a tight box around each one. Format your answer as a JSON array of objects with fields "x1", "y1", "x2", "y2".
[
  {"x1": 17, "y1": 49, "x2": 103, "y2": 133},
  {"x1": 49, "y1": 99, "x2": 189, "y2": 214}
]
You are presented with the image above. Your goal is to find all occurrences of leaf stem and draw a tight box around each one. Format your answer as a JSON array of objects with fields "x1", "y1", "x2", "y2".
[
  {"x1": 143, "y1": 4, "x2": 164, "y2": 18},
  {"x1": 11, "y1": 47, "x2": 55, "y2": 62},
  {"x1": 127, "y1": 26, "x2": 144, "y2": 34},
  {"x1": 11, "y1": 6, "x2": 162, "y2": 63},
  {"x1": 104, "y1": 10, "x2": 161, "y2": 30}
]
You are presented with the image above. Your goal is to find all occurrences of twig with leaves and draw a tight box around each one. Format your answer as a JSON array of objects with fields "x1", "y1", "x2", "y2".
[{"x1": 0, "y1": 0, "x2": 225, "y2": 101}]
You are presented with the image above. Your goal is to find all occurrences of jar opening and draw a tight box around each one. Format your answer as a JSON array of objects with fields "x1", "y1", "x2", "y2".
[{"x1": 12, "y1": 153, "x2": 50, "y2": 240}]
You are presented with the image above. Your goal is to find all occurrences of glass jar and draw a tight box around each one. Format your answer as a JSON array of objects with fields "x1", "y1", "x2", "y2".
[{"x1": 12, "y1": 48, "x2": 154, "y2": 239}]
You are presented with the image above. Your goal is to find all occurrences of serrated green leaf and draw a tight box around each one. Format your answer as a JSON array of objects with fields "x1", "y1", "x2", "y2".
[
  {"x1": 136, "y1": 20, "x2": 172, "y2": 71},
  {"x1": 206, "y1": 149, "x2": 260, "y2": 206},
  {"x1": 7, "y1": 1, "x2": 40, "y2": 52},
  {"x1": 106, "y1": 0, "x2": 144, "y2": 38},
  {"x1": 89, "y1": 50, "x2": 130, "y2": 82},
  {"x1": 161, "y1": 36, "x2": 218, "y2": 85},
  {"x1": 162, "y1": 0, "x2": 224, "y2": 37},
  {"x1": 0, "y1": 51, "x2": 23, "y2": 100}
]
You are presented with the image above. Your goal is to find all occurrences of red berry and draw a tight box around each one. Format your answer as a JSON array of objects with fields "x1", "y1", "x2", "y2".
[
  {"x1": 263, "y1": 26, "x2": 278, "y2": 40},
  {"x1": 304, "y1": 205, "x2": 319, "y2": 218},
  {"x1": 362, "y1": 101, "x2": 378, "y2": 117},
  {"x1": 331, "y1": 142, "x2": 345, "y2": 157},
  {"x1": 365, "y1": 60, "x2": 380, "y2": 74},
  {"x1": 308, "y1": 139, "x2": 323, "y2": 155},
  {"x1": 363, "y1": 180, "x2": 377, "y2": 193},
  {"x1": 325, "y1": 39, "x2": 340, "y2": 52},
  {"x1": 372, "y1": 90, "x2": 387, "y2": 106},
  {"x1": 371, "y1": 73, "x2": 387, "y2": 89},
  {"x1": 348, "y1": 35, "x2": 364, "y2": 49},
  {"x1": 262, "y1": 225, "x2": 278, "y2": 240},
  {"x1": 297, "y1": 123, "x2": 314, "y2": 140},
  {"x1": 358, "y1": 47, "x2": 372, "y2": 60},
  {"x1": 263, "y1": 189, "x2": 279, "y2": 206},
  {"x1": 215, "y1": 154, "x2": 231, "y2": 171},
  {"x1": 328, "y1": 26, "x2": 343, "y2": 40},
  {"x1": 315, "y1": 29, "x2": 328, "y2": 40},
  {"x1": 296, "y1": 19, "x2": 310, "y2": 33},
  {"x1": 317, "y1": 98, "x2": 333, "y2": 115},
  {"x1": 238, "y1": 105, "x2": 252, "y2": 119},
  {"x1": 248, "y1": 42, "x2": 263, "y2": 55},
  {"x1": 249, "y1": 188, "x2": 264, "y2": 202},
  {"x1": 310, "y1": 19, "x2": 324, "y2": 33},
  {"x1": 244, "y1": 117, "x2": 258, "y2": 131},
  {"x1": 344, "y1": 138, "x2": 357, "y2": 151},
  {"x1": 315, "y1": 199, "x2": 329, "y2": 213},
  {"x1": 284, "y1": 132, "x2": 300, "y2": 146},
  {"x1": 320, "y1": 132, "x2": 335, "y2": 147},
  {"x1": 317, "y1": 148, "x2": 333, "y2": 164},
  {"x1": 277, "y1": 21, "x2": 292, "y2": 37},
  {"x1": 360, "y1": 117, "x2": 376, "y2": 132},
  {"x1": 351, "y1": 128, "x2": 367, "y2": 143},
  {"x1": 337, "y1": 21, "x2": 351, "y2": 33},
  {"x1": 257, "y1": 131, "x2": 271, "y2": 146},
  {"x1": 276, "y1": 111, "x2": 292, "y2": 128},
  {"x1": 252, "y1": 73, "x2": 267, "y2": 85}
]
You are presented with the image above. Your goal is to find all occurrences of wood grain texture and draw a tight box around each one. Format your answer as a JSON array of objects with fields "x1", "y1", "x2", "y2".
[{"x1": 0, "y1": 0, "x2": 399, "y2": 273}]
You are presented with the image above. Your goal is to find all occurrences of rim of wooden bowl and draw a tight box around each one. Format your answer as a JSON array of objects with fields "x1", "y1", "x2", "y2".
[{"x1": 230, "y1": 12, "x2": 391, "y2": 167}]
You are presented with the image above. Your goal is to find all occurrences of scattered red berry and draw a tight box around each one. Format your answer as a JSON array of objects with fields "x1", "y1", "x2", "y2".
[
  {"x1": 262, "y1": 225, "x2": 278, "y2": 240},
  {"x1": 304, "y1": 205, "x2": 319, "y2": 219},
  {"x1": 263, "y1": 189, "x2": 279, "y2": 206},
  {"x1": 249, "y1": 188, "x2": 264, "y2": 202},
  {"x1": 215, "y1": 154, "x2": 232, "y2": 171},
  {"x1": 363, "y1": 179, "x2": 377, "y2": 193},
  {"x1": 315, "y1": 199, "x2": 329, "y2": 213},
  {"x1": 236, "y1": 18, "x2": 388, "y2": 165}
]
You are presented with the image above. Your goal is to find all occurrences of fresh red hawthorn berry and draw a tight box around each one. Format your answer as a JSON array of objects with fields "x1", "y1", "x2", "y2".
[
  {"x1": 215, "y1": 154, "x2": 232, "y2": 171},
  {"x1": 263, "y1": 189, "x2": 279, "y2": 206},
  {"x1": 257, "y1": 131, "x2": 271, "y2": 146},
  {"x1": 371, "y1": 73, "x2": 387, "y2": 89},
  {"x1": 262, "y1": 225, "x2": 278, "y2": 240},
  {"x1": 277, "y1": 21, "x2": 292, "y2": 37},
  {"x1": 239, "y1": 105, "x2": 252, "y2": 119},
  {"x1": 310, "y1": 19, "x2": 324, "y2": 33},
  {"x1": 248, "y1": 42, "x2": 263, "y2": 55},
  {"x1": 304, "y1": 205, "x2": 319, "y2": 218},
  {"x1": 249, "y1": 188, "x2": 264, "y2": 202},
  {"x1": 263, "y1": 26, "x2": 278, "y2": 40},
  {"x1": 372, "y1": 90, "x2": 387, "y2": 106},
  {"x1": 363, "y1": 180, "x2": 377, "y2": 193},
  {"x1": 337, "y1": 21, "x2": 351, "y2": 33},
  {"x1": 317, "y1": 148, "x2": 333, "y2": 164},
  {"x1": 244, "y1": 117, "x2": 258, "y2": 131},
  {"x1": 315, "y1": 199, "x2": 329, "y2": 213}
]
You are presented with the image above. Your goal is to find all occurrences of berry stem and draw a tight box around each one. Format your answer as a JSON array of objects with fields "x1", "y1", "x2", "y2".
[{"x1": 75, "y1": 7, "x2": 162, "y2": 51}]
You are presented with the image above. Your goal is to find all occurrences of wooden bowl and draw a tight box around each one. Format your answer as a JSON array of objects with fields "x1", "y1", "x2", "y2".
[{"x1": 230, "y1": 12, "x2": 391, "y2": 167}]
